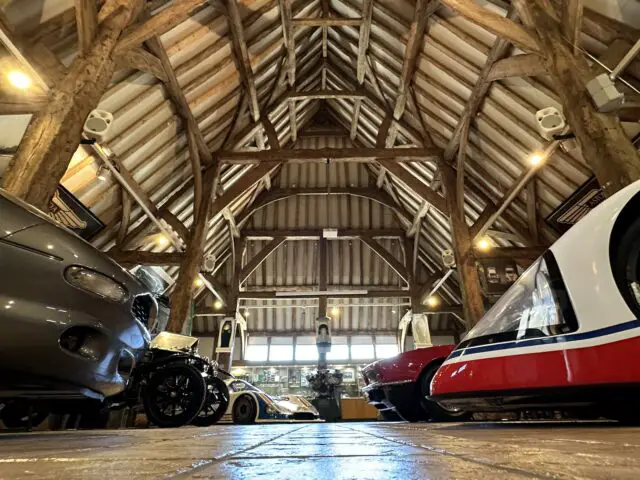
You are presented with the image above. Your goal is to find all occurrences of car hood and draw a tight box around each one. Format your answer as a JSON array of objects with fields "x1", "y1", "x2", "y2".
[{"x1": 1, "y1": 190, "x2": 143, "y2": 292}]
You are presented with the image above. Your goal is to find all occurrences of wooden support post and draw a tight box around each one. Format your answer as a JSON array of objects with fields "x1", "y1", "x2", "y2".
[
  {"x1": 446, "y1": 0, "x2": 640, "y2": 196},
  {"x1": 318, "y1": 238, "x2": 328, "y2": 318},
  {"x1": 166, "y1": 167, "x2": 219, "y2": 333},
  {"x1": 521, "y1": 0, "x2": 640, "y2": 195},
  {"x1": 1, "y1": 1, "x2": 137, "y2": 210},
  {"x1": 439, "y1": 161, "x2": 485, "y2": 327},
  {"x1": 278, "y1": 0, "x2": 295, "y2": 86}
]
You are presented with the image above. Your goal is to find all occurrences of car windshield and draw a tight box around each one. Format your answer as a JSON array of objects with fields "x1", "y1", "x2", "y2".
[{"x1": 462, "y1": 252, "x2": 577, "y2": 347}]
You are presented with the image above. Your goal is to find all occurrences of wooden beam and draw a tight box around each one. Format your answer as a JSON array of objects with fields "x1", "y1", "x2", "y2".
[
  {"x1": 110, "y1": 154, "x2": 191, "y2": 243},
  {"x1": 407, "y1": 201, "x2": 430, "y2": 237},
  {"x1": 114, "y1": 0, "x2": 208, "y2": 54},
  {"x1": 217, "y1": 147, "x2": 443, "y2": 163},
  {"x1": 222, "y1": 208, "x2": 241, "y2": 238},
  {"x1": 444, "y1": 7, "x2": 519, "y2": 162},
  {"x1": 375, "y1": 160, "x2": 447, "y2": 215},
  {"x1": 0, "y1": 94, "x2": 49, "y2": 115},
  {"x1": 211, "y1": 163, "x2": 278, "y2": 217},
  {"x1": 238, "y1": 290, "x2": 411, "y2": 299},
  {"x1": 116, "y1": 46, "x2": 168, "y2": 82},
  {"x1": 292, "y1": 18, "x2": 363, "y2": 27},
  {"x1": 439, "y1": 161, "x2": 485, "y2": 327},
  {"x1": 288, "y1": 89, "x2": 368, "y2": 100},
  {"x1": 239, "y1": 236, "x2": 286, "y2": 284},
  {"x1": 116, "y1": 187, "x2": 133, "y2": 247},
  {"x1": 516, "y1": 0, "x2": 640, "y2": 196},
  {"x1": 167, "y1": 167, "x2": 218, "y2": 333},
  {"x1": 393, "y1": 0, "x2": 431, "y2": 121},
  {"x1": 236, "y1": 187, "x2": 413, "y2": 227},
  {"x1": 474, "y1": 246, "x2": 547, "y2": 260},
  {"x1": 278, "y1": 0, "x2": 295, "y2": 87},
  {"x1": 562, "y1": 0, "x2": 584, "y2": 56},
  {"x1": 439, "y1": 0, "x2": 540, "y2": 53},
  {"x1": 486, "y1": 54, "x2": 546, "y2": 82},
  {"x1": 288, "y1": 99, "x2": 298, "y2": 142},
  {"x1": 242, "y1": 228, "x2": 406, "y2": 239},
  {"x1": 226, "y1": 0, "x2": 263, "y2": 147},
  {"x1": 469, "y1": 142, "x2": 554, "y2": 240},
  {"x1": 74, "y1": 0, "x2": 98, "y2": 55},
  {"x1": 350, "y1": 99, "x2": 362, "y2": 140},
  {"x1": 262, "y1": 117, "x2": 280, "y2": 149},
  {"x1": 360, "y1": 237, "x2": 409, "y2": 283},
  {"x1": 356, "y1": 0, "x2": 373, "y2": 84},
  {"x1": 201, "y1": 274, "x2": 230, "y2": 307},
  {"x1": 145, "y1": 36, "x2": 212, "y2": 164},
  {"x1": 0, "y1": 1, "x2": 138, "y2": 210},
  {"x1": 110, "y1": 250, "x2": 185, "y2": 266}
]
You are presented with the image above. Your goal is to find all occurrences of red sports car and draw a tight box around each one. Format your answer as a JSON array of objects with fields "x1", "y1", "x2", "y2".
[{"x1": 361, "y1": 345, "x2": 471, "y2": 422}]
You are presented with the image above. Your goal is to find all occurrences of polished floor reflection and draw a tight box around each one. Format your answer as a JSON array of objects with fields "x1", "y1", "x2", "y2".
[{"x1": 1, "y1": 421, "x2": 640, "y2": 479}]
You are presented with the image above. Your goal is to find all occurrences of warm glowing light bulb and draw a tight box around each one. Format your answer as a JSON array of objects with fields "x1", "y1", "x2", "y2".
[
  {"x1": 476, "y1": 238, "x2": 491, "y2": 251},
  {"x1": 157, "y1": 234, "x2": 169, "y2": 247},
  {"x1": 8, "y1": 71, "x2": 31, "y2": 89},
  {"x1": 193, "y1": 277, "x2": 204, "y2": 288},
  {"x1": 214, "y1": 300, "x2": 223, "y2": 310},
  {"x1": 426, "y1": 296, "x2": 440, "y2": 308},
  {"x1": 529, "y1": 152, "x2": 544, "y2": 166},
  {"x1": 244, "y1": 309, "x2": 250, "y2": 317},
  {"x1": 331, "y1": 306, "x2": 340, "y2": 316}
]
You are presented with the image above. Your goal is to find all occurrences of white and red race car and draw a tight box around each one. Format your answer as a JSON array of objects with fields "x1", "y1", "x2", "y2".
[
  {"x1": 430, "y1": 180, "x2": 640, "y2": 423},
  {"x1": 222, "y1": 379, "x2": 322, "y2": 424}
]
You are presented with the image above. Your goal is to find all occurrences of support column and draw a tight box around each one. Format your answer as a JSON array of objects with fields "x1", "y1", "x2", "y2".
[
  {"x1": 1, "y1": 0, "x2": 138, "y2": 210},
  {"x1": 439, "y1": 162, "x2": 485, "y2": 327},
  {"x1": 166, "y1": 167, "x2": 219, "y2": 333}
]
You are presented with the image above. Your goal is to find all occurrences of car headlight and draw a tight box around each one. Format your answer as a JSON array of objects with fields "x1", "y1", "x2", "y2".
[{"x1": 65, "y1": 266, "x2": 129, "y2": 303}]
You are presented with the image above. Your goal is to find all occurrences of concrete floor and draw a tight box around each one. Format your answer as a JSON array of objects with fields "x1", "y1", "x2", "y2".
[{"x1": 1, "y1": 422, "x2": 640, "y2": 479}]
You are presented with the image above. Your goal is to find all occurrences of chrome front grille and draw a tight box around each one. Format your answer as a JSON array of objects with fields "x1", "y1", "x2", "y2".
[{"x1": 131, "y1": 294, "x2": 155, "y2": 328}]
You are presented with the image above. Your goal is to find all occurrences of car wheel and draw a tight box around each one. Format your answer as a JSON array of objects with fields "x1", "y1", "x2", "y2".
[
  {"x1": 232, "y1": 395, "x2": 257, "y2": 424},
  {"x1": 192, "y1": 377, "x2": 230, "y2": 427},
  {"x1": 142, "y1": 364, "x2": 207, "y2": 428},
  {"x1": 419, "y1": 363, "x2": 472, "y2": 422},
  {"x1": 0, "y1": 401, "x2": 49, "y2": 429}
]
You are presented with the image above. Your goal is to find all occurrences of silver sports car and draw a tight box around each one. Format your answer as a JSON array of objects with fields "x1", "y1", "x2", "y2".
[{"x1": 0, "y1": 189, "x2": 153, "y2": 404}]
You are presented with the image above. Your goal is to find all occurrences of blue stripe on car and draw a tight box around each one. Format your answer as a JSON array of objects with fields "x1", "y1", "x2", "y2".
[{"x1": 449, "y1": 318, "x2": 640, "y2": 359}]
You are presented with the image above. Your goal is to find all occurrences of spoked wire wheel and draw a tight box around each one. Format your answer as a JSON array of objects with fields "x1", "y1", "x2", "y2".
[
  {"x1": 192, "y1": 376, "x2": 230, "y2": 426},
  {"x1": 142, "y1": 364, "x2": 206, "y2": 428}
]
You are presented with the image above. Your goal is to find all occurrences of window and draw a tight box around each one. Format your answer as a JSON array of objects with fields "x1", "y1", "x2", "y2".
[
  {"x1": 326, "y1": 336, "x2": 349, "y2": 361},
  {"x1": 245, "y1": 337, "x2": 268, "y2": 362},
  {"x1": 375, "y1": 336, "x2": 399, "y2": 359},
  {"x1": 350, "y1": 335, "x2": 375, "y2": 360},
  {"x1": 462, "y1": 253, "x2": 577, "y2": 348},
  {"x1": 375, "y1": 344, "x2": 399, "y2": 359},
  {"x1": 295, "y1": 336, "x2": 318, "y2": 361},
  {"x1": 269, "y1": 337, "x2": 293, "y2": 362}
]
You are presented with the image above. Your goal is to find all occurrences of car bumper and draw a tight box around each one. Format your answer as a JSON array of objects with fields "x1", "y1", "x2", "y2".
[
  {"x1": 362, "y1": 380, "x2": 414, "y2": 411},
  {"x1": 0, "y1": 307, "x2": 147, "y2": 399}
]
